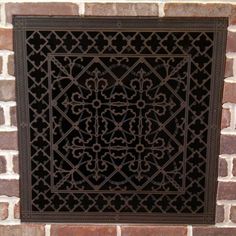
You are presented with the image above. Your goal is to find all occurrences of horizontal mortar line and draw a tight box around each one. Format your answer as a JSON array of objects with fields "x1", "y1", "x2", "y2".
[
  {"x1": 0, "y1": 173, "x2": 19, "y2": 179},
  {"x1": 0, "y1": 50, "x2": 14, "y2": 55},
  {"x1": 220, "y1": 154, "x2": 236, "y2": 158},
  {"x1": 0, "y1": 126, "x2": 17, "y2": 132},
  {"x1": 0, "y1": 101, "x2": 16, "y2": 106},
  {"x1": 0, "y1": 75, "x2": 15, "y2": 80},
  {"x1": 218, "y1": 177, "x2": 236, "y2": 182},
  {"x1": 228, "y1": 25, "x2": 236, "y2": 32},
  {"x1": 216, "y1": 223, "x2": 236, "y2": 228},
  {"x1": 224, "y1": 77, "x2": 236, "y2": 83},
  {"x1": 0, "y1": 220, "x2": 20, "y2": 226},
  {"x1": 0, "y1": 195, "x2": 19, "y2": 201},
  {"x1": 221, "y1": 129, "x2": 236, "y2": 135},
  {"x1": 0, "y1": 150, "x2": 18, "y2": 155},
  {"x1": 226, "y1": 53, "x2": 236, "y2": 59},
  {"x1": 217, "y1": 200, "x2": 236, "y2": 205}
]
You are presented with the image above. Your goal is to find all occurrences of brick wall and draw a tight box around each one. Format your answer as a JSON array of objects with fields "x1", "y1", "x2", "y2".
[{"x1": 0, "y1": 1, "x2": 236, "y2": 235}]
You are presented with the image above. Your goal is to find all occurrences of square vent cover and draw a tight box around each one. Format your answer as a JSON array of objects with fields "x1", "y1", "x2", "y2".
[{"x1": 14, "y1": 17, "x2": 227, "y2": 224}]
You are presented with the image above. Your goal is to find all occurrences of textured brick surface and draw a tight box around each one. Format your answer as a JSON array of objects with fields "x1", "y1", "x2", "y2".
[
  {"x1": 7, "y1": 54, "x2": 14, "y2": 76},
  {"x1": 0, "y1": 156, "x2": 6, "y2": 174},
  {"x1": 0, "y1": 81, "x2": 15, "y2": 101},
  {"x1": 5, "y1": 3, "x2": 79, "y2": 23},
  {"x1": 230, "y1": 206, "x2": 236, "y2": 223},
  {"x1": 13, "y1": 155, "x2": 19, "y2": 174},
  {"x1": 216, "y1": 205, "x2": 224, "y2": 223},
  {"x1": 217, "y1": 182, "x2": 236, "y2": 200},
  {"x1": 0, "y1": 132, "x2": 17, "y2": 150},
  {"x1": 51, "y1": 225, "x2": 116, "y2": 236},
  {"x1": 164, "y1": 3, "x2": 231, "y2": 17},
  {"x1": 121, "y1": 226, "x2": 187, "y2": 236},
  {"x1": 0, "y1": 107, "x2": 5, "y2": 125},
  {"x1": 193, "y1": 227, "x2": 236, "y2": 236},
  {"x1": 0, "y1": 180, "x2": 19, "y2": 197},
  {"x1": 223, "y1": 83, "x2": 236, "y2": 103},
  {"x1": 220, "y1": 135, "x2": 236, "y2": 154},
  {"x1": 221, "y1": 108, "x2": 230, "y2": 129},
  {"x1": 225, "y1": 58, "x2": 234, "y2": 78},
  {"x1": 219, "y1": 158, "x2": 228, "y2": 177},
  {"x1": 84, "y1": 3, "x2": 158, "y2": 16},
  {"x1": 0, "y1": 203, "x2": 8, "y2": 220},
  {"x1": 0, "y1": 29, "x2": 13, "y2": 51},
  {"x1": 227, "y1": 32, "x2": 236, "y2": 52},
  {"x1": 10, "y1": 106, "x2": 17, "y2": 126},
  {"x1": 0, "y1": 225, "x2": 45, "y2": 236},
  {"x1": 14, "y1": 201, "x2": 19, "y2": 219}
]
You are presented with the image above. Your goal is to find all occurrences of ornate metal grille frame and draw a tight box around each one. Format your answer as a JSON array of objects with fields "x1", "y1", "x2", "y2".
[{"x1": 13, "y1": 17, "x2": 227, "y2": 224}]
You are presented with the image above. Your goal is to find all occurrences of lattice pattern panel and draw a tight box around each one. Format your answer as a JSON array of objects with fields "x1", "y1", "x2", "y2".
[{"x1": 14, "y1": 17, "x2": 227, "y2": 224}]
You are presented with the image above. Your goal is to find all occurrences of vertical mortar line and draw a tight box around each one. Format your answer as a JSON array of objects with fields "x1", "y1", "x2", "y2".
[
  {"x1": 2, "y1": 52, "x2": 9, "y2": 77},
  {"x1": 3, "y1": 105, "x2": 11, "y2": 126},
  {"x1": 187, "y1": 225, "x2": 193, "y2": 236},
  {"x1": 0, "y1": 3, "x2": 6, "y2": 26},
  {"x1": 158, "y1": 1, "x2": 165, "y2": 17},
  {"x1": 5, "y1": 152, "x2": 14, "y2": 174},
  {"x1": 224, "y1": 203, "x2": 231, "y2": 223},
  {"x1": 117, "y1": 225, "x2": 121, "y2": 236},
  {"x1": 233, "y1": 58, "x2": 236, "y2": 77},
  {"x1": 7, "y1": 198, "x2": 17, "y2": 221},
  {"x1": 45, "y1": 224, "x2": 51, "y2": 236},
  {"x1": 233, "y1": 104, "x2": 236, "y2": 130},
  {"x1": 229, "y1": 155, "x2": 233, "y2": 178},
  {"x1": 78, "y1": 2, "x2": 85, "y2": 16}
]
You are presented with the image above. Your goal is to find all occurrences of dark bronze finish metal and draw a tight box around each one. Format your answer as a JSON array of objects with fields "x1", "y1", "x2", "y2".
[{"x1": 13, "y1": 17, "x2": 227, "y2": 224}]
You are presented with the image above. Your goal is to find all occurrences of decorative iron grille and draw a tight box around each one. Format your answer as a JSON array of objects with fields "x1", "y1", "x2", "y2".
[{"x1": 14, "y1": 17, "x2": 227, "y2": 224}]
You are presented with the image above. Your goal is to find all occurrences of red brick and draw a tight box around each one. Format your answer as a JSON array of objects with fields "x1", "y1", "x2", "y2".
[
  {"x1": 0, "y1": 225, "x2": 45, "y2": 236},
  {"x1": 225, "y1": 58, "x2": 234, "y2": 78},
  {"x1": 14, "y1": 201, "x2": 19, "y2": 219},
  {"x1": 0, "y1": 156, "x2": 6, "y2": 174},
  {"x1": 0, "y1": 107, "x2": 5, "y2": 125},
  {"x1": 219, "y1": 158, "x2": 228, "y2": 177},
  {"x1": 0, "y1": 180, "x2": 19, "y2": 196},
  {"x1": 223, "y1": 83, "x2": 236, "y2": 103},
  {"x1": 193, "y1": 227, "x2": 236, "y2": 236},
  {"x1": 0, "y1": 132, "x2": 17, "y2": 150},
  {"x1": 0, "y1": 29, "x2": 13, "y2": 51},
  {"x1": 230, "y1": 6, "x2": 236, "y2": 25},
  {"x1": 51, "y1": 225, "x2": 116, "y2": 236},
  {"x1": 10, "y1": 106, "x2": 17, "y2": 126},
  {"x1": 217, "y1": 182, "x2": 236, "y2": 200},
  {"x1": 164, "y1": 3, "x2": 231, "y2": 17},
  {"x1": 0, "y1": 203, "x2": 8, "y2": 220},
  {"x1": 13, "y1": 155, "x2": 19, "y2": 174},
  {"x1": 221, "y1": 108, "x2": 230, "y2": 129},
  {"x1": 121, "y1": 226, "x2": 187, "y2": 236},
  {"x1": 220, "y1": 135, "x2": 236, "y2": 154},
  {"x1": 7, "y1": 54, "x2": 14, "y2": 76},
  {"x1": 6, "y1": 3, "x2": 79, "y2": 23},
  {"x1": 0, "y1": 81, "x2": 15, "y2": 101},
  {"x1": 227, "y1": 32, "x2": 236, "y2": 52},
  {"x1": 84, "y1": 3, "x2": 158, "y2": 16},
  {"x1": 216, "y1": 205, "x2": 224, "y2": 223},
  {"x1": 233, "y1": 158, "x2": 236, "y2": 176},
  {"x1": 230, "y1": 205, "x2": 236, "y2": 223}
]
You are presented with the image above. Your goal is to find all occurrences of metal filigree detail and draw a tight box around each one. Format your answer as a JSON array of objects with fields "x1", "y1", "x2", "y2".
[{"x1": 14, "y1": 17, "x2": 227, "y2": 224}]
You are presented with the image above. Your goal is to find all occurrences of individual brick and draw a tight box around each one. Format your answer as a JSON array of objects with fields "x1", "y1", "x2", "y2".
[
  {"x1": 0, "y1": 180, "x2": 19, "y2": 197},
  {"x1": 7, "y1": 54, "x2": 14, "y2": 76},
  {"x1": 0, "y1": 132, "x2": 17, "y2": 150},
  {"x1": 220, "y1": 135, "x2": 236, "y2": 154},
  {"x1": 218, "y1": 158, "x2": 228, "y2": 177},
  {"x1": 216, "y1": 205, "x2": 224, "y2": 223},
  {"x1": 0, "y1": 225, "x2": 45, "y2": 236},
  {"x1": 84, "y1": 3, "x2": 158, "y2": 16},
  {"x1": 223, "y1": 83, "x2": 236, "y2": 103},
  {"x1": 227, "y1": 32, "x2": 236, "y2": 52},
  {"x1": 5, "y1": 3, "x2": 79, "y2": 24},
  {"x1": 0, "y1": 107, "x2": 5, "y2": 125},
  {"x1": 225, "y1": 58, "x2": 234, "y2": 78},
  {"x1": 121, "y1": 226, "x2": 187, "y2": 236},
  {"x1": 10, "y1": 106, "x2": 17, "y2": 126},
  {"x1": 0, "y1": 81, "x2": 16, "y2": 101},
  {"x1": 0, "y1": 156, "x2": 7, "y2": 174},
  {"x1": 164, "y1": 3, "x2": 231, "y2": 17},
  {"x1": 0, "y1": 29, "x2": 13, "y2": 51},
  {"x1": 51, "y1": 225, "x2": 116, "y2": 236},
  {"x1": 217, "y1": 182, "x2": 236, "y2": 200},
  {"x1": 0, "y1": 56, "x2": 2, "y2": 74},
  {"x1": 193, "y1": 227, "x2": 236, "y2": 236},
  {"x1": 0, "y1": 203, "x2": 8, "y2": 220},
  {"x1": 12, "y1": 155, "x2": 19, "y2": 174},
  {"x1": 14, "y1": 201, "x2": 19, "y2": 219},
  {"x1": 221, "y1": 108, "x2": 230, "y2": 129}
]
